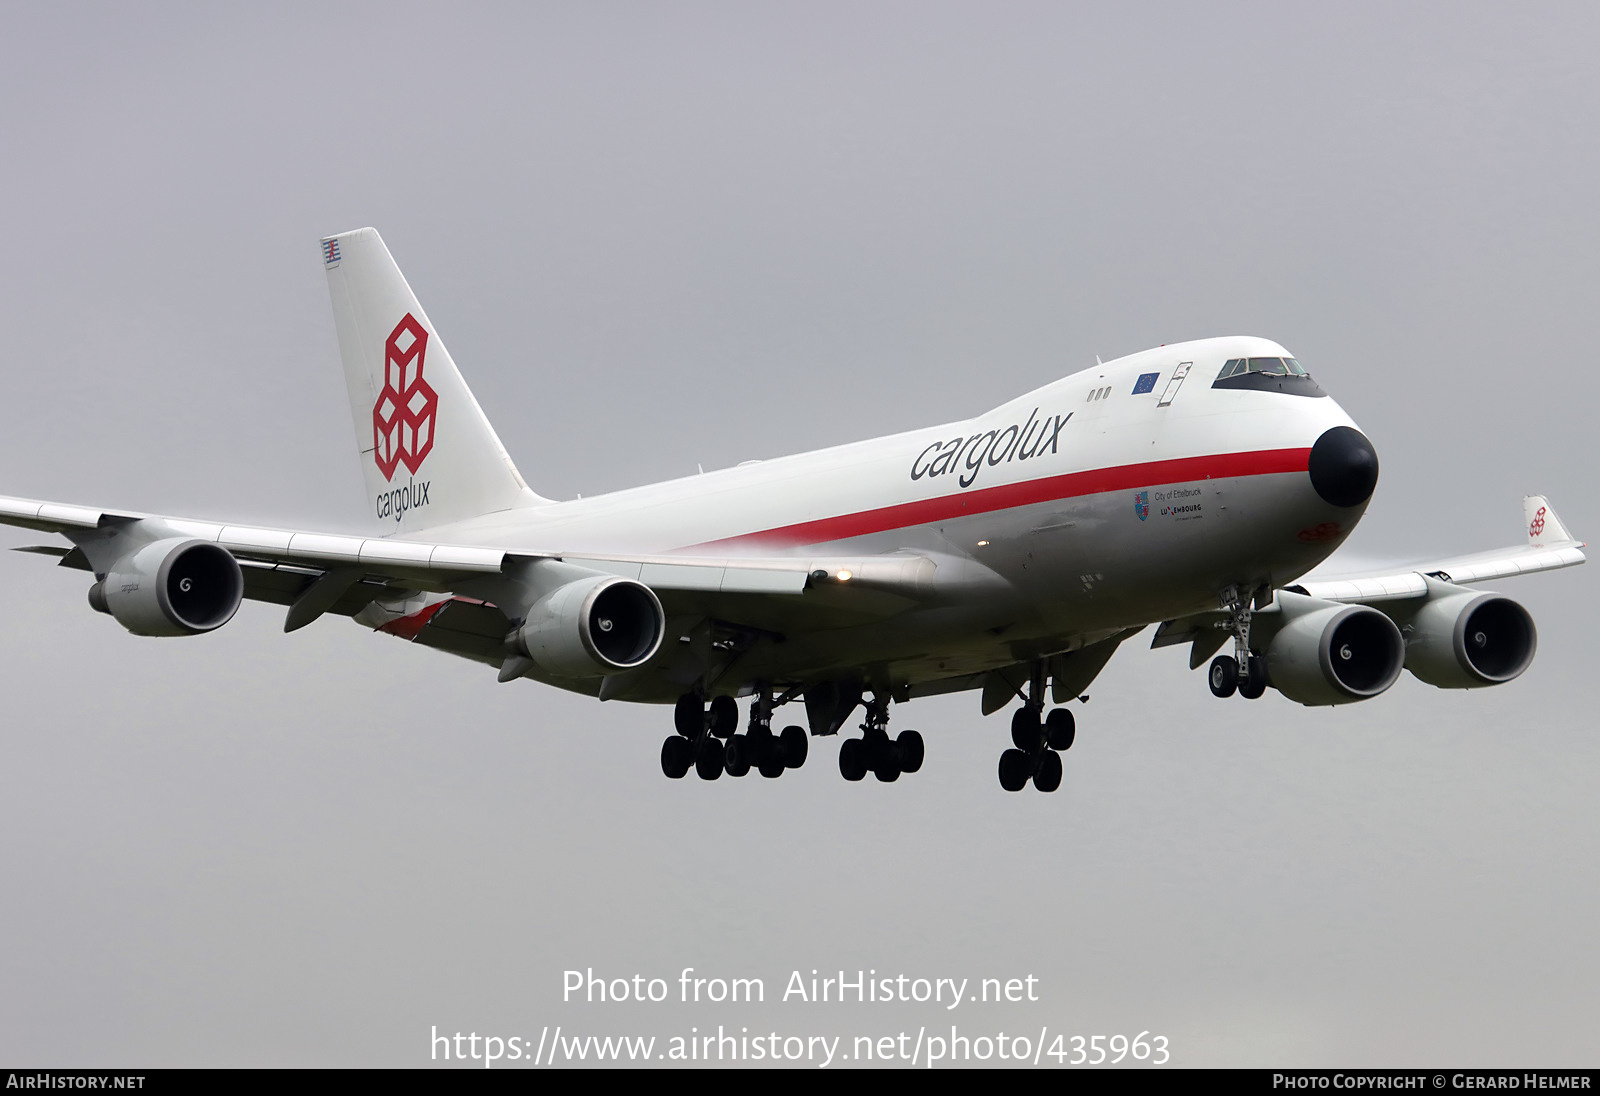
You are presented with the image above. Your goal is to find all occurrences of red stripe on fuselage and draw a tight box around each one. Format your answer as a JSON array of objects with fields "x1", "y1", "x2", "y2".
[{"x1": 692, "y1": 447, "x2": 1313, "y2": 550}]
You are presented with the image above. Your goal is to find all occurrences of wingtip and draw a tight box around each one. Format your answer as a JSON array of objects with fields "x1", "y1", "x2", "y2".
[{"x1": 1524, "y1": 495, "x2": 1576, "y2": 547}]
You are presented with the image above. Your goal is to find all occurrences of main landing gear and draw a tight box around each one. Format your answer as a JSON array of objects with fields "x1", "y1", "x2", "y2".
[
  {"x1": 998, "y1": 705, "x2": 1075, "y2": 792},
  {"x1": 660, "y1": 691, "x2": 808, "y2": 780},
  {"x1": 838, "y1": 696, "x2": 923, "y2": 783},
  {"x1": 997, "y1": 662, "x2": 1074, "y2": 792},
  {"x1": 1207, "y1": 585, "x2": 1268, "y2": 701},
  {"x1": 724, "y1": 692, "x2": 807, "y2": 779}
]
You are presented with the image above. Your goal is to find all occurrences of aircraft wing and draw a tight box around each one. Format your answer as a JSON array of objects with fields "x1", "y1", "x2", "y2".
[
  {"x1": 0, "y1": 493, "x2": 947, "y2": 647},
  {"x1": 1151, "y1": 495, "x2": 1585, "y2": 665},
  {"x1": 1288, "y1": 495, "x2": 1585, "y2": 602}
]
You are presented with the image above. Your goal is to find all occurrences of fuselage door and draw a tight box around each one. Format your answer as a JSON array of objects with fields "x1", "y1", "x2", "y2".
[{"x1": 1157, "y1": 362, "x2": 1192, "y2": 407}]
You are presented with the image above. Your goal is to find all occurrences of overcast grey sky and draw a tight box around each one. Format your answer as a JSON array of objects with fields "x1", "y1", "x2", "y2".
[{"x1": 0, "y1": 1, "x2": 1594, "y2": 1068}]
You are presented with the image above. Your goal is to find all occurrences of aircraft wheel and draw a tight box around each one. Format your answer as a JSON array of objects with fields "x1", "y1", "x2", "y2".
[
  {"x1": 708, "y1": 696, "x2": 739, "y2": 738},
  {"x1": 1045, "y1": 707, "x2": 1076, "y2": 751},
  {"x1": 1209, "y1": 655, "x2": 1239, "y2": 698},
  {"x1": 746, "y1": 726, "x2": 775, "y2": 766},
  {"x1": 674, "y1": 694, "x2": 703, "y2": 737},
  {"x1": 695, "y1": 740, "x2": 725, "y2": 780},
  {"x1": 780, "y1": 725, "x2": 808, "y2": 768},
  {"x1": 759, "y1": 759, "x2": 785, "y2": 779},
  {"x1": 998, "y1": 749, "x2": 1030, "y2": 792},
  {"x1": 1034, "y1": 749, "x2": 1063, "y2": 793},
  {"x1": 896, "y1": 729, "x2": 924, "y2": 774},
  {"x1": 1011, "y1": 707, "x2": 1042, "y2": 750},
  {"x1": 661, "y1": 736, "x2": 692, "y2": 779},
  {"x1": 839, "y1": 738, "x2": 867, "y2": 782},
  {"x1": 724, "y1": 734, "x2": 751, "y2": 777},
  {"x1": 1238, "y1": 656, "x2": 1267, "y2": 700},
  {"x1": 874, "y1": 760, "x2": 901, "y2": 783}
]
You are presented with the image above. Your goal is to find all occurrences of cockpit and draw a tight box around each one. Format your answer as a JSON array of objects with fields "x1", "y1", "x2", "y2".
[
  {"x1": 1212, "y1": 356, "x2": 1325, "y2": 397},
  {"x1": 1217, "y1": 357, "x2": 1308, "y2": 378}
]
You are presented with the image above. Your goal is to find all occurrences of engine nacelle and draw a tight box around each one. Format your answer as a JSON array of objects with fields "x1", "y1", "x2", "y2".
[
  {"x1": 1263, "y1": 594, "x2": 1405, "y2": 706},
  {"x1": 90, "y1": 538, "x2": 244, "y2": 637},
  {"x1": 517, "y1": 575, "x2": 665, "y2": 677},
  {"x1": 1403, "y1": 582, "x2": 1536, "y2": 689}
]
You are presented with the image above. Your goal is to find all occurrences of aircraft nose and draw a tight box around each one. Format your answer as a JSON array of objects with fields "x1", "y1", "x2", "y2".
[{"x1": 1308, "y1": 426, "x2": 1379, "y2": 508}]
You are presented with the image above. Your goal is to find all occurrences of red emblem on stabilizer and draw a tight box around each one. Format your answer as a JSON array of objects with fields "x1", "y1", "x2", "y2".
[
  {"x1": 1530, "y1": 506, "x2": 1547, "y2": 538},
  {"x1": 373, "y1": 313, "x2": 438, "y2": 481}
]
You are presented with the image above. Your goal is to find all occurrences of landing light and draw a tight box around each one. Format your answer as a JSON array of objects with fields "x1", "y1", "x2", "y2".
[
  {"x1": 835, "y1": 569, "x2": 853, "y2": 582},
  {"x1": 976, "y1": 540, "x2": 990, "y2": 547}
]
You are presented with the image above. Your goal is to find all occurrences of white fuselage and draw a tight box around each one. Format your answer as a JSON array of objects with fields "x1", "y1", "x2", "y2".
[{"x1": 410, "y1": 335, "x2": 1369, "y2": 699}]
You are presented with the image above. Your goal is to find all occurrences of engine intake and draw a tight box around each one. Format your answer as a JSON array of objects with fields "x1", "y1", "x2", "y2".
[
  {"x1": 91, "y1": 538, "x2": 244, "y2": 637},
  {"x1": 1263, "y1": 593, "x2": 1405, "y2": 705},
  {"x1": 1403, "y1": 582, "x2": 1536, "y2": 688},
  {"x1": 517, "y1": 575, "x2": 665, "y2": 677}
]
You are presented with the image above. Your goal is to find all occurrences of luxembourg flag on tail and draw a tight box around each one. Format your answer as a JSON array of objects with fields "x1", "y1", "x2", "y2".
[{"x1": 322, "y1": 237, "x2": 341, "y2": 267}]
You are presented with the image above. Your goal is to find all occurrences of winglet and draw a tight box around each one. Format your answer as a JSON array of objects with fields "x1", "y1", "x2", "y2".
[{"x1": 1524, "y1": 495, "x2": 1579, "y2": 547}]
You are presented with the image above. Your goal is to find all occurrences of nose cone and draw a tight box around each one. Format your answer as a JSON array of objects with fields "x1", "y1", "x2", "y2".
[{"x1": 1309, "y1": 426, "x2": 1379, "y2": 508}]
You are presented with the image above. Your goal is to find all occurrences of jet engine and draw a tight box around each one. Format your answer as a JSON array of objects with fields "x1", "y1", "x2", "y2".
[
  {"x1": 88, "y1": 538, "x2": 244, "y2": 637},
  {"x1": 1262, "y1": 593, "x2": 1405, "y2": 706},
  {"x1": 516, "y1": 574, "x2": 665, "y2": 677},
  {"x1": 1402, "y1": 581, "x2": 1536, "y2": 688}
]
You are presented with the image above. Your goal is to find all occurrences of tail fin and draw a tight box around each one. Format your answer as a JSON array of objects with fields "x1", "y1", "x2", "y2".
[{"x1": 321, "y1": 227, "x2": 544, "y2": 534}]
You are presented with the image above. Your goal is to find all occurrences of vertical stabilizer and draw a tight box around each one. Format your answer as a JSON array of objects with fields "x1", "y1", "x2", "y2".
[{"x1": 322, "y1": 228, "x2": 544, "y2": 535}]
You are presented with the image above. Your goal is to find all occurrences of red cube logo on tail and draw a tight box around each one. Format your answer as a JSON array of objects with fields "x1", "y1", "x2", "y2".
[{"x1": 373, "y1": 313, "x2": 438, "y2": 480}]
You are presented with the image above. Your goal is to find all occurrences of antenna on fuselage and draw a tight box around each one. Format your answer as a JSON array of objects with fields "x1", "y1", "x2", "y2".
[{"x1": 1096, "y1": 355, "x2": 1103, "y2": 366}]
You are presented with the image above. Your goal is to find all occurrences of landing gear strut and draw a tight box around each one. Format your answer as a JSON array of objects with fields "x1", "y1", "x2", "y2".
[
  {"x1": 838, "y1": 695, "x2": 923, "y2": 783},
  {"x1": 998, "y1": 662, "x2": 1073, "y2": 792},
  {"x1": 1209, "y1": 585, "x2": 1269, "y2": 701}
]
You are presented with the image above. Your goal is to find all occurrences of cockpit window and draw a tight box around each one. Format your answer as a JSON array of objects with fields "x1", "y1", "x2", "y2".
[{"x1": 1218, "y1": 356, "x2": 1309, "y2": 379}]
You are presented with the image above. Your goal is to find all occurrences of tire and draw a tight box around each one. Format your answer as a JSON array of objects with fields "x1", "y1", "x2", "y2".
[
  {"x1": 1238, "y1": 655, "x2": 1268, "y2": 700},
  {"x1": 1010, "y1": 707, "x2": 1042, "y2": 751},
  {"x1": 1034, "y1": 749, "x2": 1063, "y2": 793},
  {"x1": 724, "y1": 734, "x2": 751, "y2": 777},
  {"x1": 1045, "y1": 707, "x2": 1076, "y2": 751},
  {"x1": 874, "y1": 761, "x2": 901, "y2": 782},
  {"x1": 839, "y1": 738, "x2": 867, "y2": 782},
  {"x1": 1208, "y1": 655, "x2": 1239, "y2": 698},
  {"x1": 661, "y1": 735, "x2": 692, "y2": 779},
  {"x1": 695, "y1": 739, "x2": 725, "y2": 780},
  {"x1": 674, "y1": 694, "x2": 703, "y2": 737},
  {"x1": 759, "y1": 760, "x2": 785, "y2": 779},
  {"x1": 747, "y1": 727, "x2": 775, "y2": 766},
  {"x1": 708, "y1": 695, "x2": 739, "y2": 738},
  {"x1": 896, "y1": 729, "x2": 924, "y2": 774},
  {"x1": 780, "y1": 725, "x2": 808, "y2": 768},
  {"x1": 998, "y1": 748, "x2": 1029, "y2": 792}
]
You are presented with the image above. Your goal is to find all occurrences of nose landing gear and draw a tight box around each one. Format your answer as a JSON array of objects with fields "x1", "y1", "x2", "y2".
[{"x1": 1208, "y1": 586, "x2": 1270, "y2": 701}]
